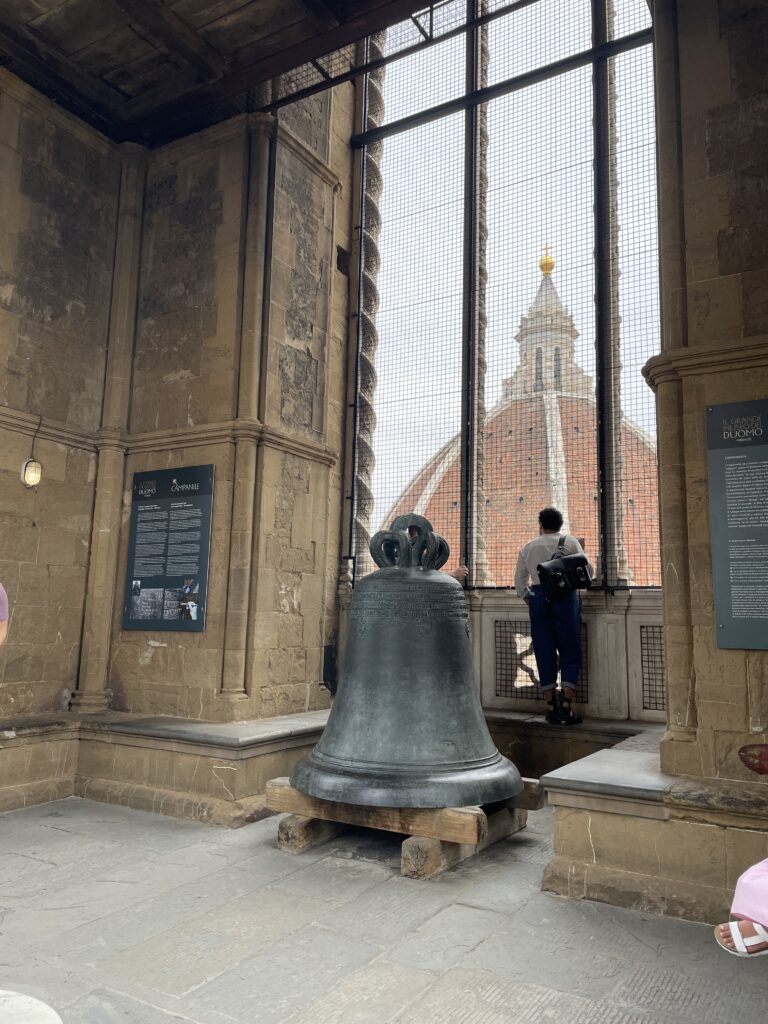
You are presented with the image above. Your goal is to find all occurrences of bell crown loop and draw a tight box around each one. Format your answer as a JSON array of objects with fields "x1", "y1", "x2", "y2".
[{"x1": 369, "y1": 513, "x2": 450, "y2": 570}]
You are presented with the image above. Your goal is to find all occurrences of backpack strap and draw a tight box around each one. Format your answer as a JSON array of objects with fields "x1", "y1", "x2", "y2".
[{"x1": 557, "y1": 534, "x2": 566, "y2": 554}]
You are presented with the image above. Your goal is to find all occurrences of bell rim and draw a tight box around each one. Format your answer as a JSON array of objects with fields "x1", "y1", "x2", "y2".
[{"x1": 290, "y1": 751, "x2": 523, "y2": 808}]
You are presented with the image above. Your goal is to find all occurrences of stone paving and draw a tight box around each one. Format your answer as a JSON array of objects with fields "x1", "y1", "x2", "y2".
[{"x1": 0, "y1": 797, "x2": 767, "y2": 1023}]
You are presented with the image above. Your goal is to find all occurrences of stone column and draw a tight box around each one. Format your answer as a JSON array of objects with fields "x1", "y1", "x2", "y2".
[
  {"x1": 220, "y1": 113, "x2": 275, "y2": 700},
  {"x1": 646, "y1": 0, "x2": 697, "y2": 774},
  {"x1": 73, "y1": 146, "x2": 146, "y2": 713}
]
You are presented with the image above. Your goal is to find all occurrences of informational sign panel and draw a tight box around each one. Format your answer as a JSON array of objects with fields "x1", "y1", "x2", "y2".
[
  {"x1": 707, "y1": 399, "x2": 768, "y2": 650},
  {"x1": 122, "y1": 465, "x2": 214, "y2": 632}
]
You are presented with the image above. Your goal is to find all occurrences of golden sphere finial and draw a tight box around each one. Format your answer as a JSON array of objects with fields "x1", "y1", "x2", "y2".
[{"x1": 539, "y1": 244, "x2": 555, "y2": 275}]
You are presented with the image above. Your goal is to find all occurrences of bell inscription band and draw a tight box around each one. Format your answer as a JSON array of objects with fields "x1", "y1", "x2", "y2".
[{"x1": 291, "y1": 514, "x2": 523, "y2": 808}]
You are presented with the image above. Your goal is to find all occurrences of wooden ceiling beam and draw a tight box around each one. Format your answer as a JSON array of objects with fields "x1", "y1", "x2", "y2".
[
  {"x1": 0, "y1": 12, "x2": 126, "y2": 134},
  {"x1": 124, "y1": 0, "x2": 428, "y2": 132},
  {"x1": 297, "y1": 0, "x2": 342, "y2": 30},
  {"x1": 111, "y1": 0, "x2": 227, "y2": 83}
]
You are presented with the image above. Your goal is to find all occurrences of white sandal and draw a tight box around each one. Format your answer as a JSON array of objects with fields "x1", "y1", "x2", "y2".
[{"x1": 714, "y1": 920, "x2": 768, "y2": 957}]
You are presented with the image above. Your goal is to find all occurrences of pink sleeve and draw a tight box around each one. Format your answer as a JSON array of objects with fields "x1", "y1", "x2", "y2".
[{"x1": 0, "y1": 584, "x2": 8, "y2": 622}]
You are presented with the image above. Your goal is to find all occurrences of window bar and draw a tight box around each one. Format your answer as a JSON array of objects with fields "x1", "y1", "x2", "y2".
[
  {"x1": 592, "y1": 0, "x2": 609, "y2": 589},
  {"x1": 352, "y1": 27, "x2": 652, "y2": 149},
  {"x1": 461, "y1": 0, "x2": 477, "y2": 576},
  {"x1": 593, "y1": 0, "x2": 629, "y2": 588}
]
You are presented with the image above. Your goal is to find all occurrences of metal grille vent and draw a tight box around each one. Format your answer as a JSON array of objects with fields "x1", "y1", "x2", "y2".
[
  {"x1": 494, "y1": 619, "x2": 588, "y2": 703},
  {"x1": 640, "y1": 624, "x2": 666, "y2": 711}
]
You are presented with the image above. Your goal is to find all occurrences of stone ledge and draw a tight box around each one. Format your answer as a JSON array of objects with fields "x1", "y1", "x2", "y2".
[
  {"x1": 486, "y1": 710, "x2": 651, "y2": 745},
  {"x1": 666, "y1": 776, "x2": 768, "y2": 830},
  {"x1": 0, "y1": 778, "x2": 74, "y2": 815},
  {"x1": 541, "y1": 748, "x2": 676, "y2": 804},
  {"x1": 488, "y1": 713, "x2": 661, "y2": 781},
  {"x1": 81, "y1": 709, "x2": 329, "y2": 751},
  {"x1": 73, "y1": 776, "x2": 269, "y2": 827},
  {"x1": 0, "y1": 710, "x2": 329, "y2": 825},
  {"x1": 541, "y1": 739, "x2": 768, "y2": 828}
]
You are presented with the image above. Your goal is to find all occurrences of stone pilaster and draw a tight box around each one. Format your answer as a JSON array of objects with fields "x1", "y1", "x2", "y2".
[
  {"x1": 220, "y1": 116, "x2": 274, "y2": 701},
  {"x1": 73, "y1": 146, "x2": 146, "y2": 713}
]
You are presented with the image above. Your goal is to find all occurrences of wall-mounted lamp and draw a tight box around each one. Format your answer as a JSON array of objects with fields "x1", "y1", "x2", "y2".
[
  {"x1": 21, "y1": 458, "x2": 42, "y2": 488},
  {"x1": 21, "y1": 417, "x2": 42, "y2": 488}
]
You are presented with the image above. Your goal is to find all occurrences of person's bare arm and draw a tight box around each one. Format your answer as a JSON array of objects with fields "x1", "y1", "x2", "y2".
[{"x1": 0, "y1": 619, "x2": 8, "y2": 647}]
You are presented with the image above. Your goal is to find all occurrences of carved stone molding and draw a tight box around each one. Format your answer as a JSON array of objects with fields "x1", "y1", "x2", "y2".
[
  {"x1": 643, "y1": 336, "x2": 768, "y2": 389},
  {"x1": 0, "y1": 406, "x2": 96, "y2": 453},
  {"x1": 0, "y1": 407, "x2": 339, "y2": 468}
]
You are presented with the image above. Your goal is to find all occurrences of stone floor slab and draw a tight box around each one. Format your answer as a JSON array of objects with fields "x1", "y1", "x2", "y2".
[
  {"x1": 60, "y1": 989, "x2": 207, "y2": 1023},
  {"x1": 384, "y1": 904, "x2": 509, "y2": 972},
  {"x1": 281, "y1": 960, "x2": 436, "y2": 1024},
  {"x1": 101, "y1": 888, "x2": 336, "y2": 996},
  {"x1": 1, "y1": 799, "x2": 766, "y2": 1024},
  {"x1": 267, "y1": 854, "x2": 393, "y2": 904},
  {"x1": 186, "y1": 923, "x2": 380, "y2": 1023}
]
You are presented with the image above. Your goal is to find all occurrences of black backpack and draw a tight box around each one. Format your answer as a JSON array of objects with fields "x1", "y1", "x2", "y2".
[{"x1": 536, "y1": 535, "x2": 593, "y2": 602}]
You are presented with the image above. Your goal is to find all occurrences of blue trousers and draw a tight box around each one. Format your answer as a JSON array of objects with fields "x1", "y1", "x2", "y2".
[{"x1": 528, "y1": 587, "x2": 581, "y2": 693}]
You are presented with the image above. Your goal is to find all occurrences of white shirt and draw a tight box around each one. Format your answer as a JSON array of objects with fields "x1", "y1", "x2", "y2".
[{"x1": 514, "y1": 534, "x2": 591, "y2": 598}]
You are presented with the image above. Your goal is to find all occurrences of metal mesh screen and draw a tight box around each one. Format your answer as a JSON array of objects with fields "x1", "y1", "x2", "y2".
[
  {"x1": 355, "y1": 112, "x2": 465, "y2": 577},
  {"x1": 353, "y1": 0, "x2": 659, "y2": 592},
  {"x1": 377, "y1": 36, "x2": 466, "y2": 125},
  {"x1": 486, "y1": 0, "x2": 591, "y2": 87},
  {"x1": 640, "y1": 624, "x2": 666, "y2": 711},
  {"x1": 479, "y1": 66, "x2": 597, "y2": 586},
  {"x1": 382, "y1": 0, "x2": 468, "y2": 57},
  {"x1": 607, "y1": 43, "x2": 661, "y2": 586},
  {"x1": 494, "y1": 619, "x2": 589, "y2": 702},
  {"x1": 609, "y1": 0, "x2": 652, "y2": 39}
]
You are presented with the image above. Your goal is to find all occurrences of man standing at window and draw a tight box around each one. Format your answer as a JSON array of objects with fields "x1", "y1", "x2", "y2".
[{"x1": 514, "y1": 507, "x2": 591, "y2": 725}]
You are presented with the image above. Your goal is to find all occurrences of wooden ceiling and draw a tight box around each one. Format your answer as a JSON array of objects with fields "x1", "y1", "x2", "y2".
[{"x1": 0, "y1": 0, "x2": 428, "y2": 145}]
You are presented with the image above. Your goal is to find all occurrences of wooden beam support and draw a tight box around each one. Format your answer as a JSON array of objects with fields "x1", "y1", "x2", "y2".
[
  {"x1": 277, "y1": 814, "x2": 348, "y2": 853},
  {"x1": 0, "y1": 13, "x2": 125, "y2": 134},
  {"x1": 298, "y1": 0, "x2": 342, "y2": 30},
  {"x1": 266, "y1": 777, "x2": 489, "y2": 845},
  {"x1": 401, "y1": 806, "x2": 528, "y2": 880},
  {"x1": 111, "y1": 0, "x2": 226, "y2": 83}
]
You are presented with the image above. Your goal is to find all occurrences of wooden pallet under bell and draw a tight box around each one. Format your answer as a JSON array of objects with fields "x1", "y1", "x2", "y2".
[{"x1": 265, "y1": 776, "x2": 544, "y2": 880}]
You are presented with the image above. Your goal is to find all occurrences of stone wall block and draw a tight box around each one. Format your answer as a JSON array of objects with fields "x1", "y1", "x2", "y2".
[
  {"x1": 697, "y1": 699, "x2": 748, "y2": 734},
  {"x1": 746, "y1": 650, "x2": 768, "y2": 732},
  {"x1": 16, "y1": 562, "x2": 48, "y2": 606},
  {"x1": 686, "y1": 275, "x2": 743, "y2": 344},
  {"x1": 720, "y1": 4, "x2": 768, "y2": 99},
  {"x1": 677, "y1": 0, "x2": 732, "y2": 117},
  {"x1": 684, "y1": 175, "x2": 730, "y2": 282},
  {"x1": 725, "y1": 827, "x2": 768, "y2": 887},
  {"x1": 714, "y1": 729, "x2": 768, "y2": 783},
  {"x1": 741, "y1": 266, "x2": 768, "y2": 335},
  {"x1": 718, "y1": 222, "x2": 768, "y2": 276},
  {"x1": 37, "y1": 527, "x2": 77, "y2": 566}
]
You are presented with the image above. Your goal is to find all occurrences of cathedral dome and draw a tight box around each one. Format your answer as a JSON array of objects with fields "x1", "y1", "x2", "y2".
[{"x1": 385, "y1": 260, "x2": 660, "y2": 586}]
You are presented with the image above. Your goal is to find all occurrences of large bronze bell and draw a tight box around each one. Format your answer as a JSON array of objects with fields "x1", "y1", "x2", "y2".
[{"x1": 291, "y1": 514, "x2": 523, "y2": 807}]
